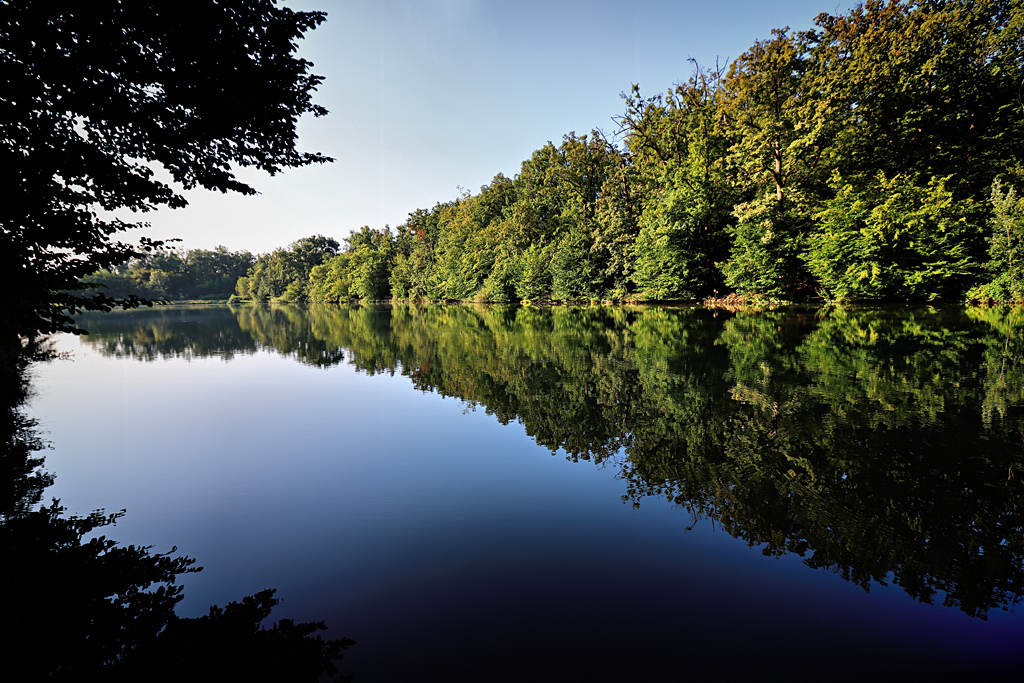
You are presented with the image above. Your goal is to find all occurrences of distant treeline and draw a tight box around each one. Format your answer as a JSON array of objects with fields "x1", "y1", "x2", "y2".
[
  {"x1": 84, "y1": 236, "x2": 342, "y2": 302},
  {"x1": 84, "y1": 246, "x2": 256, "y2": 301},
  {"x1": 89, "y1": 1, "x2": 1024, "y2": 304}
]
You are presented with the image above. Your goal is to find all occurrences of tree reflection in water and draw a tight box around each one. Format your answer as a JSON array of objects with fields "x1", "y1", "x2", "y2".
[
  {"x1": 0, "y1": 337, "x2": 354, "y2": 681},
  {"x1": 78, "y1": 302, "x2": 1024, "y2": 620}
]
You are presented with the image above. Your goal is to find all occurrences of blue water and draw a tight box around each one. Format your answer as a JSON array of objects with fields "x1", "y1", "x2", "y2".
[{"x1": 29, "y1": 319, "x2": 1023, "y2": 681}]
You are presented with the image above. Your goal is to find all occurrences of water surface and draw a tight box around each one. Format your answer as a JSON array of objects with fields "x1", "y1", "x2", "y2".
[{"x1": 30, "y1": 303, "x2": 1024, "y2": 680}]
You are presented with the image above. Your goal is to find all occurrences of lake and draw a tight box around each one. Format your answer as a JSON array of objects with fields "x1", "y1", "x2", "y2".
[{"x1": 24, "y1": 303, "x2": 1024, "y2": 680}]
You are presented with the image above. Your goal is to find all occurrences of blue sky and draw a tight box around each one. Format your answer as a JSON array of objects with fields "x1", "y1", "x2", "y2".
[{"x1": 141, "y1": 0, "x2": 857, "y2": 255}]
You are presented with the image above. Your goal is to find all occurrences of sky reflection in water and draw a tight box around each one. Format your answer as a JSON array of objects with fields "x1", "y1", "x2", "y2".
[{"x1": 30, "y1": 304, "x2": 1024, "y2": 680}]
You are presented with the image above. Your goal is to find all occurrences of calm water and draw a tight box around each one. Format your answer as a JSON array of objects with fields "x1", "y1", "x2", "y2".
[{"x1": 28, "y1": 303, "x2": 1024, "y2": 679}]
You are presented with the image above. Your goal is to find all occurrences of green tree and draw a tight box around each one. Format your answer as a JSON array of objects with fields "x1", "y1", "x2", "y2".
[
  {"x1": 807, "y1": 0, "x2": 1024, "y2": 196},
  {"x1": 244, "y1": 235, "x2": 338, "y2": 302},
  {"x1": 805, "y1": 172, "x2": 982, "y2": 300},
  {"x1": 969, "y1": 179, "x2": 1024, "y2": 301},
  {"x1": 308, "y1": 258, "x2": 355, "y2": 303},
  {"x1": 84, "y1": 246, "x2": 256, "y2": 301},
  {"x1": 181, "y1": 247, "x2": 255, "y2": 299},
  {"x1": 621, "y1": 65, "x2": 735, "y2": 299},
  {"x1": 307, "y1": 228, "x2": 393, "y2": 302},
  {"x1": 246, "y1": 249, "x2": 295, "y2": 301},
  {"x1": 431, "y1": 176, "x2": 517, "y2": 300},
  {"x1": 290, "y1": 236, "x2": 341, "y2": 279},
  {"x1": 346, "y1": 227, "x2": 395, "y2": 300},
  {"x1": 549, "y1": 132, "x2": 624, "y2": 300},
  {"x1": 592, "y1": 151, "x2": 643, "y2": 297},
  {"x1": 390, "y1": 206, "x2": 448, "y2": 300},
  {"x1": 515, "y1": 243, "x2": 554, "y2": 301},
  {"x1": 718, "y1": 29, "x2": 824, "y2": 299}
]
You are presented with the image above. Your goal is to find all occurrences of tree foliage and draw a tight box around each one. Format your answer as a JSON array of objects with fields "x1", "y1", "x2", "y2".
[
  {"x1": 240, "y1": 1, "x2": 1024, "y2": 306},
  {"x1": 308, "y1": 228, "x2": 393, "y2": 302},
  {"x1": 22, "y1": 1, "x2": 1024, "y2": 322},
  {"x1": 245, "y1": 235, "x2": 339, "y2": 302},
  {"x1": 623, "y1": 66, "x2": 733, "y2": 299},
  {"x1": 807, "y1": 172, "x2": 983, "y2": 300},
  {"x1": 969, "y1": 179, "x2": 1024, "y2": 301},
  {"x1": 83, "y1": 246, "x2": 256, "y2": 301},
  {"x1": 0, "y1": 0, "x2": 330, "y2": 336}
]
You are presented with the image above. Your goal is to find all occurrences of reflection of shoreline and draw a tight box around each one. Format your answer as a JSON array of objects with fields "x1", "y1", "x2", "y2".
[
  {"x1": 0, "y1": 338, "x2": 354, "y2": 680},
  {"x1": 76, "y1": 303, "x2": 1024, "y2": 618}
]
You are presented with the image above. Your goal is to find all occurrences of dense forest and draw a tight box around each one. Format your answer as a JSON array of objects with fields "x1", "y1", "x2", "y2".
[
  {"x1": 120, "y1": 0, "x2": 1020, "y2": 307},
  {"x1": 80, "y1": 1, "x2": 1024, "y2": 306}
]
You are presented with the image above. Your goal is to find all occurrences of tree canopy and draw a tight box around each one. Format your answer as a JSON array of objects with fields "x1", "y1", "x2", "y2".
[
  {"x1": 232, "y1": 0, "x2": 1024, "y2": 307},
  {"x1": 0, "y1": 0, "x2": 330, "y2": 336},
  {"x1": 12, "y1": 1, "x2": 1024, "y2": 319}
]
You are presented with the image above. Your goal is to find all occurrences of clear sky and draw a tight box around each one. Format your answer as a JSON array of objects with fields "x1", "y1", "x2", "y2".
[{"x1": 139, "y1": 0, "x2": 858, "y2": 255}]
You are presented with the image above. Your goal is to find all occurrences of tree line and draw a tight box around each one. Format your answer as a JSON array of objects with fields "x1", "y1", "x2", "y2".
[
  {"x1": 83, "y1": 246, "x2": 256, "y2": 301},
  {"x1": 218, "y1": 1, "x2": 1024, "y2": 306}
]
